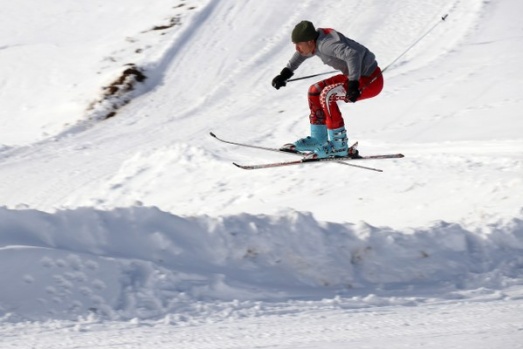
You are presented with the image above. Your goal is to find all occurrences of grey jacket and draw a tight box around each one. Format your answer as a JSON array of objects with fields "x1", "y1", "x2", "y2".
[{"x1": 286, "y1": 28, "x2": 377, "y2": 81}]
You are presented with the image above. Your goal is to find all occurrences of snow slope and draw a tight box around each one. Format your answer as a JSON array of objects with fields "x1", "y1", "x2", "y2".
[{"x1": 1, "y1": 0, "x2": 523, "y2": 347}]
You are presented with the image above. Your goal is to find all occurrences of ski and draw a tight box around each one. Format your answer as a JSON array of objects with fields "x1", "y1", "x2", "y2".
[
  {"x1": 210, "y1": 132, "x2": 299, "y2": 155},
  {"x1": 233, "y1": 153, "x2": 404, "y2": 170},
  {"x1": 210, "y1": 132, "x2": 403, "y2": 172},
  {"x1": 210, "y1": 132, "x2": 382, "y2": 171}
]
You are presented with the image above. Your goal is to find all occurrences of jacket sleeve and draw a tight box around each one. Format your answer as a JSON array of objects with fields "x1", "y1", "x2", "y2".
[{"x1": 286, "y1": 52, "x2": 310, "y2": 72}]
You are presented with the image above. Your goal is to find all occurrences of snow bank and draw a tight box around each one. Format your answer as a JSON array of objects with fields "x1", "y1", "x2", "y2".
[{"x1": 1, "y1": 206, "x2": 522, "y2": 322}]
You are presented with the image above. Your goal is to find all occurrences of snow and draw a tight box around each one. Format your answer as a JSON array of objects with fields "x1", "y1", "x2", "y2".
[{"x1": 1, "y1": 0, "x2": 523, "y2": 348}]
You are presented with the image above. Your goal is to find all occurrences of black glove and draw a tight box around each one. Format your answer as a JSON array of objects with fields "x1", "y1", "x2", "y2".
[
  {"x1": 272, "y1": 68, "x2": 294, "y2": 90},
  {"x1": 345, "y1": 80, "x2": 361, "y2": 103}
]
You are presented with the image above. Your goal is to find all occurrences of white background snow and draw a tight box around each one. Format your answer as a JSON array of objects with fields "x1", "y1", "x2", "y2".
[{"x1": 1, "y1": 0, "x2": 523, "y2": 348}]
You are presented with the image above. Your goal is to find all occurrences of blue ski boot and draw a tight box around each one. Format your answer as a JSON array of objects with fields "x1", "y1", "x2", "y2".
[
  {"x1": 280, "y1": 124, "x2": 327, "y2": 153},
  {"x1": 312, "y1": 126, "x2": 349, "y2": 158}
]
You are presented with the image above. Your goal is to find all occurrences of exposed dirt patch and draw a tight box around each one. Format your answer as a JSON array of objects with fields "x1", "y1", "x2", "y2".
[
  {"x1": 104, "y1": 65, "x2": 146, "y2": 97},
  {"x1": 87, "y1": 2, "x2": 199, "y2": 120},
  {"x1": 89, "y1": 64, "x2": 147, "y2": 120},
  {"x1": 151, "y1": 16, "x2": 181, "y2": 31}
]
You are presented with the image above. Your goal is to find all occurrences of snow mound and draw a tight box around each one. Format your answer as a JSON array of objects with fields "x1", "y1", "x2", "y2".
[{"x1": 1, "y1": 206, "x2": 522, "y2": 322}]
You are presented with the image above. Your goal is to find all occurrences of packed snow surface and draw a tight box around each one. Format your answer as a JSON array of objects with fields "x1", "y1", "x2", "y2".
[{"x1": 1, "y1": 0, "x2": 522, "y2": 348}]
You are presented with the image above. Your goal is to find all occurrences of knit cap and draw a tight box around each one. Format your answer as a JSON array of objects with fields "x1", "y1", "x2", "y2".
[{"x1": 291, "y1": 20, "x2": 318, "y2": 43}]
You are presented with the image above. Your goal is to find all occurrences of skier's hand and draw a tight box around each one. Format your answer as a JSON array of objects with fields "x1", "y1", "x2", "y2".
[
  {"x1": 345, "y1": 80, "x2": 361, "y2": 103},
  {"x1": 272, "y1": 68, "x2": 293, "y2": 90}
]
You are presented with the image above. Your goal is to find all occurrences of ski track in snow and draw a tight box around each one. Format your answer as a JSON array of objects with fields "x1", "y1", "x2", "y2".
[
  {"x1": 2, "y1": 299, "x2": 523, "y2": 349},
  {"x1": 1, "y1": 0, "x2": 523, "y2": 347}
]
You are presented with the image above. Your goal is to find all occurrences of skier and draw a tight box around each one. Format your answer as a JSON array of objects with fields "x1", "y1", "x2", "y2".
[{"x1": 272, "y1": 20, "x2": 384, "y2": 158}]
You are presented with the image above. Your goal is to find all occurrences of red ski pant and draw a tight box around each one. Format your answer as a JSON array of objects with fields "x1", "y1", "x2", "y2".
[{"x1": 307, "y1": 67, "x2": 384, "y2": 129}]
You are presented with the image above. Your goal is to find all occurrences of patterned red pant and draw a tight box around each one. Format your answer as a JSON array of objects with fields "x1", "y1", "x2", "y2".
[{"x1": 307, "y1": 67, "x2": 384, "y2": 129}]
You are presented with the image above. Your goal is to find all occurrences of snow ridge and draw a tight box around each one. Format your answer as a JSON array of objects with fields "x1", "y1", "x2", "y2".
[{"x1": 1, "y1": 207, "x2": 522, "y2": 322}]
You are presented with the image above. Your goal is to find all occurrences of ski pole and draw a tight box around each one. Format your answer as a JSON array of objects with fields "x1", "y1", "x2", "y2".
[
  {"x1": 355, "y1": 13, "x2": 448, "y2": 93},
  {"x1": 287, "y1": 70, "x2": 337, "y2": 82},
  {"x1": 380, "y1": 14, "x2": 448, "y2": 75}
]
